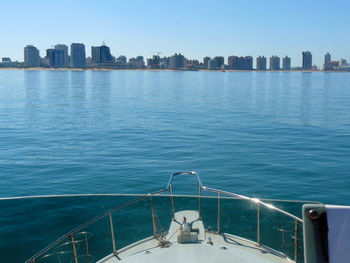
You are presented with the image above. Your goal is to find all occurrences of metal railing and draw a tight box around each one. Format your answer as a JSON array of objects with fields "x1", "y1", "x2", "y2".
[{"x1": 25, "y1": 171, "x2": 305, "y2": 263}]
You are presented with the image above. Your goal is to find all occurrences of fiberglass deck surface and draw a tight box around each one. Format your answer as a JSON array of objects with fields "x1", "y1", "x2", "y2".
[{"x1": 100, "y1": 210, "x2": 291, "y2": 263}]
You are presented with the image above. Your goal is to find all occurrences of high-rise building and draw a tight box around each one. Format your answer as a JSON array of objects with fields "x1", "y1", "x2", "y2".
[
  {"x1": 228, "y1": 56, "x2": 253, "y2": 70},
  {"x1": 203, "y1": 57, "x2": 210, "y2": 69},
  {"x1": 147, "y1": 55, "x2": 160, "y2": 68},
  {"x1": 70, "y1": 43, "x2": 86, "y2": 68},
  {"x1": 46, "y1": 49, "x2": 64, "y2": 68},
  {"x1": 282, "y1": 56, "x2": 291, "y2": 70},
  {"x1": 302, "y1": 51, "x2": 312, "y2": 70},
  {"x1": 169, "y1": 53, "x2": 185, "y2": 69},
  {"x1": 323, "y1": 52, "x2": 331, "y2": 70},
  {"x1": 136, "y1": 56, "x2": 144, "y2": 68},
  {"x1": 208, "y1": 59, "x2": 217, "y2": 70},
  {"x1": 91, "y1": 43, "x2": 114, "y2": 63},
  {"x1": 55, "y1": 44, "x2": 69, "y2": 67},
  {"x1": 242, "y1": 56, "x2": 253, "y2": 70},
  {"x1": 228, "y1": 56, "x2": 239, "y2": 69},
  {"x1": 24, "y1": 45, "x2": 40, "y2": 67},
  {"x1": 270, "y1": 56, "x2": 280, "y2": 70},
  {"x1": 324, "y1": 52, "x2": 331, "y2": 65},
  {"x1": 214, "y1": 56, "x2": 224, "y2": 68},
  {"x1": 256, "y1": 56, "x2": 267, "y2": 70}
]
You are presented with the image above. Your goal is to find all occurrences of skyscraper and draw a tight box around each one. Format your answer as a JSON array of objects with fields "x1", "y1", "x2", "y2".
[
  {"x1": 241, "y1": 56, "x2": 253, "y2": 70},
  {"x1": 91, "y1": 43, "x2": 114, "y2": 63},
  {"x1": 228, "y1": 56, "x2": 252, "y2": 70},
  {"x1": 55, "y1": 44, "x2": 69, "y2": 67},
  {"x1": 214, "y1": 56, "x2": 224, "y2": 68},
  {"x1": 228, "y1": 56, "x2": 239, "y2": 69},
  {"x1": 24, "y1": 45, "x2": 40, "y2": 67},
  {"x1": 302, "y1": 51, "x2": 312, "y2": 70},
  {"x1": 270, "y1": 56, "x2": 280, "y2": 70},
  {"x1": 256, "y1": 56, "x2": 267, "y2": 70},
  {"x1": 324, "y1": 52, "x2": 331, "y2": 65},
  {"x1": 46, "y1": 49, "x2": 64, "y2": 68},
  {"x1": 136, "y1": 56, "x2": 144, "y2": 68},
  {"x1": 324, "y1": 52, "x2": 331, "y2": 70},
  {"x1": 208, "y1": 58, "x2": 217, "y2": 70},
  {"x1": 203, "y1": 57, "x2": 210, "y2": 69},
  {"x1": 282, "y1": 56, "x2": 291, "y2": 70},
  {"x1": 70, "y1": 43, "x2": 86, "y2": 68},
  {"x1": 169, "y1": 53, "x2": 185, "y2": 69}
]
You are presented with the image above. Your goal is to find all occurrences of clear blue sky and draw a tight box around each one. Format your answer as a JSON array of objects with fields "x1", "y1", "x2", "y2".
[{"x1": 1, "y1": 0, "x2": 349, "y2": 67}]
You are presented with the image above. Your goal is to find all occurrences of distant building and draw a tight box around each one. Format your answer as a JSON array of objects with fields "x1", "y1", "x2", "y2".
[
  {"x1": 214, "y1": 56, "x2": 224, "y2": 68},
  {"x1": 302, "y1": 51, "x2": 312, "y2": 70},
  {"x1": 340, "y1": 58, "x2": 348, "y2": 66},
  {"x1": 40, "y1": 57, "x2": 50, "y2": 67},
  {"x1": 228, "y1": 56, "x2": 253, "y2": 70},
  {"x1": 208, "y1": 58, "x2": 217, "y2": 70},
  {"x1": 91, "y1": 43, "x2": 114, "y2": 63},
  {"x1": 128, "y1": 58, "x2": 137, "y2": 68},
  {"x1": 159, "y1": 60, "x2": 168, "y2": 69},
  {"x1": 70, "y1": 43, "x2": 86, "y2": 68},
  {"x1": 169, "y1": 53, "x2": 185, "y2": 69},
  {"x1": 324, "y1": 52, "x2": 331, "y2": 65},
  {"x1": 327, "y1": 61, "x2": 339, "y2": 68},
  {"x1": 339, "y1": 59, "x2": 350, "y2": 71},
  {"x1": 116, "y1": 55, "x2": 127, "y2": 65},
  {"x1": 2, "y1": 57, "x2": 11, "y2": 63},
  {"x1": 269, "y1": 56, "x2": 280, "y2": 70},
  {"x1": 323, "y1": 52, "x2": 333, "y2": 70},
  {"x1": 24, "y1": 45, "x2": 40, "y2": 67},
  {"x1": 55, "y1": 44, "x2": 69, "y2": 67},
  {"x1": 256, "y1": 56, "x2": 267, "y2": 70},
  {"x1": 136, "y1": 56, "x2": 145, "y2": 68},
  {"x1": 46, "y1": 49, "x2": 64, "y2": 68},
  {"x1": 203, "y1": 57, "x2": 210, "y2": 69},
  {"x1": 228, "y1": 56, "x2": 239, "y2": 69},
  {"x1": 282, "y1": 56, "x2": 291, "y2": 70},
  {"x1": 147, "y1": 55, "x2": 160, "y2": 68},
  {"x1": 186, "y1": 59, "x2": 199, "y2": 69}
]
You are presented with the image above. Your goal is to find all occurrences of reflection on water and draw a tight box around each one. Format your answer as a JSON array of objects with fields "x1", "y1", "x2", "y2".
[
  {"x1": 300, "y1": 73, "x2": 311, "y2": 125},
  {"x1": 70, "y1": 71, "x2": 86, "y2": 100}
]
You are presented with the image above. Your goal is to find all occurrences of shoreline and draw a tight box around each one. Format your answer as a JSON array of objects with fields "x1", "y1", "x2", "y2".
[{"x1": 0, "y1": 67, "x2": 346, "y2": 73}]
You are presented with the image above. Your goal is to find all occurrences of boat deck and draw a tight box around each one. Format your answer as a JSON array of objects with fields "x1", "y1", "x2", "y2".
[{"x1": 99, "y1": 210, "x2": 292, "y2": 263}]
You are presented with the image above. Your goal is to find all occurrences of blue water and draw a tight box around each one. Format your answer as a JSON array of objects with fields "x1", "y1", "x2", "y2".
[{"x1": 1, "y1": 70, "x2": 350, "y2": 262}]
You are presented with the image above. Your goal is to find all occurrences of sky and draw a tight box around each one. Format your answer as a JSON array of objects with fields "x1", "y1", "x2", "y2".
[{"x1": 1, "y1": 0, "x2": 349, "y2": 67}]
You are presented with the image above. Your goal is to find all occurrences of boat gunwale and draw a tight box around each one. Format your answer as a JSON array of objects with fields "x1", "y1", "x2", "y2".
[{"x1": 24, "y1": 171, "x2": 306, "y2": 263}]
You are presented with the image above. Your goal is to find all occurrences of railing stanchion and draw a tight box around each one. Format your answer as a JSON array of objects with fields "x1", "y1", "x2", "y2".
[
  {"x1": 109, "y1": 213, "x2": 117, "y2": 255},
  {"x1": 294, "y1": 220, "x2": 299, "y2": 263},
  {"x1": 85, "y1": 232, "x2": 89, "y2": 262},
  {"x1": 170, "y1": 183, "x2": 175, "y2": 220},
  {"x1": 70, "y1": 234, "x2": 78, "y2": 263},
  {"x1": 257, "y1": 202, "x2": 261, "y2": 246},
  {"x1": 198, "y1": 183, "x2": 201, "y2": 219},
  {"x1": 150, "y1": 195, "x2": 157, "y2": 237},
  {"x1": 217, "y1": 192, "x2": 221, "y2": 234}
]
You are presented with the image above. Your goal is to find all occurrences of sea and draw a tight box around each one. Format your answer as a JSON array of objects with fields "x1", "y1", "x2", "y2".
[{"x1": 0, "y1": 70, "x2": 350, "y2": 262}]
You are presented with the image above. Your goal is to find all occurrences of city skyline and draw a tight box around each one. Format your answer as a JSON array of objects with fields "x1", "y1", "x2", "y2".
[
  {"x1": 3, "y1": 41, "x2": 350, "y2": 70},
  {"x1": 1, "y1": 0, "x2": 350, "y2": 67},
  {"x1": 4, "y1": 43, "x2": 347, "y2": 71}
]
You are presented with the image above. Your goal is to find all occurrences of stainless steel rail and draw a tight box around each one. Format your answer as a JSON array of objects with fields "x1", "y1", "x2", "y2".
[{"x1": 25, "y1": 171, "x2": 303, "y2": 263}]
